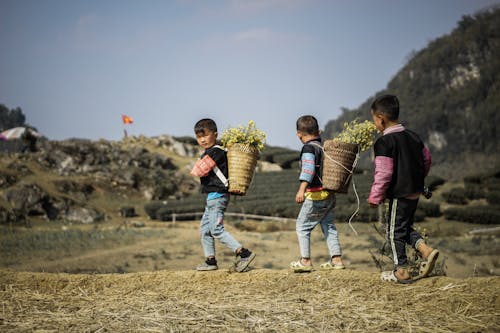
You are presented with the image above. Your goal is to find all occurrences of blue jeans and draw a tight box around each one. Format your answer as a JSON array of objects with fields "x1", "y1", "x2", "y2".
[
  {"x1": 296, "y1": 195, "x2": 341, "y2": 259},
  {"x1": 200, "y1": 195, "x2": 242, "y2": 258}
]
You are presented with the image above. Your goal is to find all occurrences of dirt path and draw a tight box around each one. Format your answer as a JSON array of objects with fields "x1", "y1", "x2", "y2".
[{"x1": 4, "y1": 220, "x2": 498, "y2": 278}]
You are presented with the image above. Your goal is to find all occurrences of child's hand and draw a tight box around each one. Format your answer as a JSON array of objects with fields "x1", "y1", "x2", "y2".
[
  {"x1": 296, "y1": 181, "x2": 308, "y2": 203},
  {"x1": 295, "y1": 191, "x2": 305, "y2": 203}
]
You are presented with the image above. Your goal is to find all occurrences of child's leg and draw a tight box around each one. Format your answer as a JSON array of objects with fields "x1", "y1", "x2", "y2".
[
  {"x1": 318, "y1": 196, "x2": 342, "y2": 259},
  {"x1": 207, "y1": 195, "x2": 242, "y2": 253},
  {"x1": 295, "y1": 199, "x2": 320, "y2": 262},
  {"x1": 200, "y1": 204, "x2": 216, "y2": 258},
  {"x1": 386, "y1": 198, "x2": 419, "y2": 270},
  {"x1": 405, "y1": 200, "x2": 434, "y2": 257}
]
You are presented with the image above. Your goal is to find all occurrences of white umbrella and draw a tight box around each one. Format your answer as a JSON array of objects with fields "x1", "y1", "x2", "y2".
[{"x1": 0, "y1": 127, "x2": 41, "y2": 140}]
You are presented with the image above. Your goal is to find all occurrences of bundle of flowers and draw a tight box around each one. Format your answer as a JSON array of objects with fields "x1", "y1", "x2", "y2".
[
  {"x1": 322, "y1": 119, "x2": 377, "y2": 193},
  {"x1": 220, "y1": 120, "x2": 266, "y2": 152},
  {"x1": 334, "y1": 119, "x2": 377, "y2": 152},
  {"x1": 220, "y1": 120, "x2": 266, "y2": 195}
]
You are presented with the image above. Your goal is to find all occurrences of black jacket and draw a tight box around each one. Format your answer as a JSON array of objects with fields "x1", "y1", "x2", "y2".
[{"x1": 200, "y1": 145, "x2": 228, "y2": 193}]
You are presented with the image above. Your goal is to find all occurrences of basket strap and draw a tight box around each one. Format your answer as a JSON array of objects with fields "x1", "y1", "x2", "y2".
[
  {"x1": 213, "y1": 166, "x2": 229, "y2": 187},
  {"x1": 313, "y1": 143, "x2": 361, "y2": 235},
  {"x1": 314, "y1": 143, "x2": 360, "y2": 175},
  {"x1": 306, "y1": 141, "x2": 325, "y2": 186},
  {"x1": 205, "y1": 145, "x2": 229, "y2": 187},
  {"x1": 324, "y1": 150, "x2": 360, "y2": 174}
]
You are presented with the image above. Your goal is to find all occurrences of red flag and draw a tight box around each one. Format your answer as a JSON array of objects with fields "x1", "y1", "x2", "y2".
[{"x1": 122, "y1": 115, "x2": 133, "y2": 124}]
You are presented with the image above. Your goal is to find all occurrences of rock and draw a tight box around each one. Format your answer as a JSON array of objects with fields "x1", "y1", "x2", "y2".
[
  {"x1": 52, "y1": 180, "x2": 94, "y2": 201},
  {"x1": 4, "y1": 182, "x2": 45, "y2": 211},
  {"x1": 257, "y1": 161, "x2": 283, "y2": 172},
  {"x1": 0, "y1": 172, "x2": 17, "y2": 189},
  {"x1": 131, "y1": 221, "x2": 145, "y2": 228},
  {"x1": 120, "y1": 206, "x2": 137, "y2": 217},
  {"x1": 0, "y1": 206, "x2": 16, "y2": 224},
  {"x1": 65, "y1": 207, "x2": 104, "y2": 224}
]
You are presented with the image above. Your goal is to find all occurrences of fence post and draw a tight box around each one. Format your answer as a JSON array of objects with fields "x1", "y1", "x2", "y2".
[{"x1": 172, "y1": 213, "x2": 176, "y2": 225}]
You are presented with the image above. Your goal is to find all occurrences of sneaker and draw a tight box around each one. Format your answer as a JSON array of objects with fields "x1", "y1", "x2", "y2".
[
  {"x1": 234, "y1": 248, "x2": 256, "y2": 272},
  {"x1": 196, "y1": 258, "x2": 218, "y2": 271}
]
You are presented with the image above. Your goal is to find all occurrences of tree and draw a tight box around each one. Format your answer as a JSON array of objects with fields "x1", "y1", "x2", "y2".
[{"x1": 0, "y1": 104, "x2": 26, "y2": 130}]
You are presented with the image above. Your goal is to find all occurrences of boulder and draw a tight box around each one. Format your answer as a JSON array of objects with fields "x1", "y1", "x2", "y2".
[{"x1": 65, "y1": 207, "x2": 104, "y2": 224}]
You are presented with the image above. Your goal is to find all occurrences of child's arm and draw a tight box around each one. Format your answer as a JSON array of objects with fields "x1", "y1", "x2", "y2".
[
  {"x1": 423, "y1": 146, "x2": 432, "y2": 177},
  {"x1": 190, "y1": 155, "x2": 216, "y2": 177},
  {"x1": 296, "y1": 150, "x2": 316, "y2": 203},
  {"x1": 368, "y1": 155, "x2": 393, "y2": 207},
  {"x1": 296, "y1": 181, "x2": 308, "y2": 203}
]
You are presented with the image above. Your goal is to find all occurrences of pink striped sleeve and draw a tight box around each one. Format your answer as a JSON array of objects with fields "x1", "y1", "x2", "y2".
[
  {"x1": 422, "y1": 146, "x2": 432, "y2": 176},
  {"x1": 368, "y1": 156, "x2": 393, "y2": 205}
]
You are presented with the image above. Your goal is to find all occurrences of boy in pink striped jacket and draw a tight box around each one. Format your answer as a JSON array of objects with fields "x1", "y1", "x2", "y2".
[{"x1": 368, "y1": 95, "x2": 439, "y2": 284}]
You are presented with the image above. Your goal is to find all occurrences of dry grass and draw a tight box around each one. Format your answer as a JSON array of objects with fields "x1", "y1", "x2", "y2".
[{"x1": 1, "y1": 268, "x2": 499, "y2": 332}]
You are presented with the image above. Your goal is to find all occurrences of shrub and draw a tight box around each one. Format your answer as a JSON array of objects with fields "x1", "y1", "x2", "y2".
[
  {"x1": 418, "y1": 202, "x2": 441, "y2": 217},
  {"x1": 441, "y1": 187, "x2": 467, "y2": 205},
  {"x1": 119, "y1": 206, "x2": 137, "y2": 217},
  {"x1": 425, "y1": 176, "x2": 446, "y2": 191},
  {"x1": 487, "y1": 178, "x2": 500, "y2": 191},
  {"x1": 464, "y1": 175, "x2": 483, "y2": 184},
  {"x1": 464, "y1": 183, "x2": 486, "y2": 200},
  {"x1": 413, "y1": 208, "x2": 426, "y2": 222},
  {"x1": 144, "y1": 201, "x2": 167, "y2": 219},
  {"x1": 486, "y1": 190, "x2": 500, "y2": 206},
  {"x1": 444, "y1": 206, "x2": 500, "y2": 224}
]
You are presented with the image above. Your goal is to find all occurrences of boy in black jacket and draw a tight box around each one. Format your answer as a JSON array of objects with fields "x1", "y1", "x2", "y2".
[
  {"x1": 191, "y1": 118, "x2": 255, "y2": 272},
  {"x1": 368, "y1": 95, "x2": 439, "y2": 283}
]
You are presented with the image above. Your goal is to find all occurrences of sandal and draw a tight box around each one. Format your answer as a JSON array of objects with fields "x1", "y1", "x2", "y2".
[
  {"x1": 290, "y1": 260, "x2": 313, "y2": 273},
  {"x1": 319, "y1": 262, "x2": 345, "y2": 270},
  {"x1": 380, "y1": 270, "x2": 414, "y2": 284},
  {"x1": 417, "y1": 249, "x2": 439, "y2": 279}
]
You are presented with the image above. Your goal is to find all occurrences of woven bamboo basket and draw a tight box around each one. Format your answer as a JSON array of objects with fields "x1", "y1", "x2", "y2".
[
  {"x1": 226, "y1": 143, "x2": 259, "y2": 195},
  {"x1": 322, "y1": 140, "x2": 360, "y2": 193}
]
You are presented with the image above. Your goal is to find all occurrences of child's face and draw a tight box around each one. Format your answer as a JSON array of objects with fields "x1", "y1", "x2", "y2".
[
  {"x1": 196, "y1": 129, "x2": 217, "y2": 149},
  {"x1": 371, "y1": 110, "x2": 385, "y2": 132},
  {"x1": 296, "y1": 130, "x2": 306, "y2": 143}
]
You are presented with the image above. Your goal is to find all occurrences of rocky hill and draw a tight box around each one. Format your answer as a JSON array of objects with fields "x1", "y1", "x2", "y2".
[
  {"x1": 0, "y1": 136, "x2": 200, "y2": 224},
  {"x1": 0, "y1": 135, "x2": 299, "y2": 224},
  {"x1": 324, "y1": 6, "x2": 500, "y2": 173}
]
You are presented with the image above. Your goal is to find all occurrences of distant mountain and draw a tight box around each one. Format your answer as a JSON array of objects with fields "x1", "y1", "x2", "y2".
[{"x1": 323, "y1": 6, "x2": 500, "y2": 166}]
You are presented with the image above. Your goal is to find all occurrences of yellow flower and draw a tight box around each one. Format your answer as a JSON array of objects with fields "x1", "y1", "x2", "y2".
[
  {"x1": 221, "y1": 120, "x2": 266, "y2": 152},
  {"x1": 334, "y1": 119, "x2": 377, "y2": 152}
]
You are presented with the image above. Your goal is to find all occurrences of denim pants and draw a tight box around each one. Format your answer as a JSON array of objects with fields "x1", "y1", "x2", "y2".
[
  {"x1": 296, "y1": 195, "x2": 341, "y2": 259},
  {"x1": 200, "y1": 195, "x2": 242, "y2": 258}
]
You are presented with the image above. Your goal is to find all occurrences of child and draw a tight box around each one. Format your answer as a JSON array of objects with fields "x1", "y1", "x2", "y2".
[
  {"x1": 290, "y1": 115, "x2": 345, "y2": 273},
  {"x1": 368, "y1": 94, "x2": 439, "y2": 283},
  {"x1": 190, "y1": 118, "x2": 256, "y2": 272}
]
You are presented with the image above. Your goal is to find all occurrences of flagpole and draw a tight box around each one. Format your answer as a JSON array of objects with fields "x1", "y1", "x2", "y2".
[{"x1": 121, "y1": 115, "x2": 133, "y2": 139}]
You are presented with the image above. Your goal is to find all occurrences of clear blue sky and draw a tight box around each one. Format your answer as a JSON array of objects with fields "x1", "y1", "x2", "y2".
[{"x1": 1, "y1": 0, "x2": 498, "y2": 149}]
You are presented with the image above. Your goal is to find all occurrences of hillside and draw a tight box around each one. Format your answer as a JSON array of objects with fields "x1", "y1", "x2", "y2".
[
  {"x1": 1, "y1": 268, "x2": 498, "y2": 332},
  {"x1": 323, "y1": 7, "x2": 500, "y2": 176}
]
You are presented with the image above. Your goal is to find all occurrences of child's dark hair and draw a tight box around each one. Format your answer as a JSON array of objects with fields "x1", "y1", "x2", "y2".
[
  {"x1": 194, "y1": 118, "x2": 218, "y2": 134},
  {"x1": 371, "y1": 94, "x2": 400, "y2": 121},
  {"x1": 296, "y1": 115, "x2": 319, "y2": 135}
]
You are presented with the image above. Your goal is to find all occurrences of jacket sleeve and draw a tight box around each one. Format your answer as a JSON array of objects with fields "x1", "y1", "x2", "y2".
[
  {"x1": 190, "y1": 155, "x2": 216, "y2": 177},
  {"x1": 299, "y1": 152, "x2": 316, "y2": 183},
  {"x1": 368, "y1": 156, "x2": 394, "y2": 205},
  {"x1": 422, "y1": 145, "x2": 432, "y2": 177}
]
